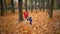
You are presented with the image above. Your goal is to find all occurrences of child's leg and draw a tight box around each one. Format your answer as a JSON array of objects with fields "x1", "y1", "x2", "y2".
[
  {"x1": 30, "y1": 21, "x2": 32, "y2": 25},
  {"x1": 27, "y1": 17, "x2": 29, "y2": 21},
  {"x1": 24, "y1": 18, "x2": 27, "y2": 23}
]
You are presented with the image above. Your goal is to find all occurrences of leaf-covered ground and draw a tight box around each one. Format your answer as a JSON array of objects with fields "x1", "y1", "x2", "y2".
[{"x1": 0, "y1": 10, "x2": 60, "y2": 34}]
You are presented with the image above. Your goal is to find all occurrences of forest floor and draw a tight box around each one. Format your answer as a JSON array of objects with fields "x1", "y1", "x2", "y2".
[{"x1": 0, "y1": 10, "x2": 60, "y2": 34}]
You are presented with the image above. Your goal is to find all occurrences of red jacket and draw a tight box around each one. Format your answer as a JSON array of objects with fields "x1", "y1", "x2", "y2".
[{"x1": 24, "y1": 12, "x2": 28, "y2": 19}]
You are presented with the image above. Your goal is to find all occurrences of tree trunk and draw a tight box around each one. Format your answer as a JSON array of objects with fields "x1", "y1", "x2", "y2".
[
  {"x1": 58, "y1": 4, "x2": 60, "y2": 8},
  {"x1": 42, "y1": 0, "x2": 44, "y2": 11},
  {"x1": 47, "y1": 0, "x2": 49, "y2": 9},
  {"x1": 11, "y1": 0, "x2": 15, "y2": 13},
  {"x1": 31, "y1": 0, "x2": 33, "y2": 12},
  {"x1": 49, "y1": 0, "x2": 54, "y2": 18},
  {"x1": 47, "y1": 0, "x2": 50, "y2": 15},
  {"x1": 38, "y1": 0, "x2": 41, "y2": 11},
  {"x1": 35, "y1": 0, "x2": 37, "y2": 13},
  {"x1": 57, "y1": 0, "x2": 60, "y2": 8},
  {"x1": 25, "y1": 0, "x2": 27, "y2": 12},
  {"x1": 18, "y1": 0, "x2": 23, "y2": 21},
  {"x1": 0, "y1": 0, "x2": 4, "y2": 16},
  {"x1": 5, "y1": 0, "x2": 7, "y2": 12}
]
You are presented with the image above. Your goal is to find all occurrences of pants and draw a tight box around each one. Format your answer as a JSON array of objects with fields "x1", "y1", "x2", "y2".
[
  {"x1": 24, "y1": 17, "x2": 29, "y2": 23},
  {"x1": 24, "y1": 18, "x2": 27, "y2": 23}
]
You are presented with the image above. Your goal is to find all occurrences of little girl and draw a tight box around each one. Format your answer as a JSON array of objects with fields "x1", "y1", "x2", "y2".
[{"x1": 23, "y1": 11, "x2": 29, "y2": 23}]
